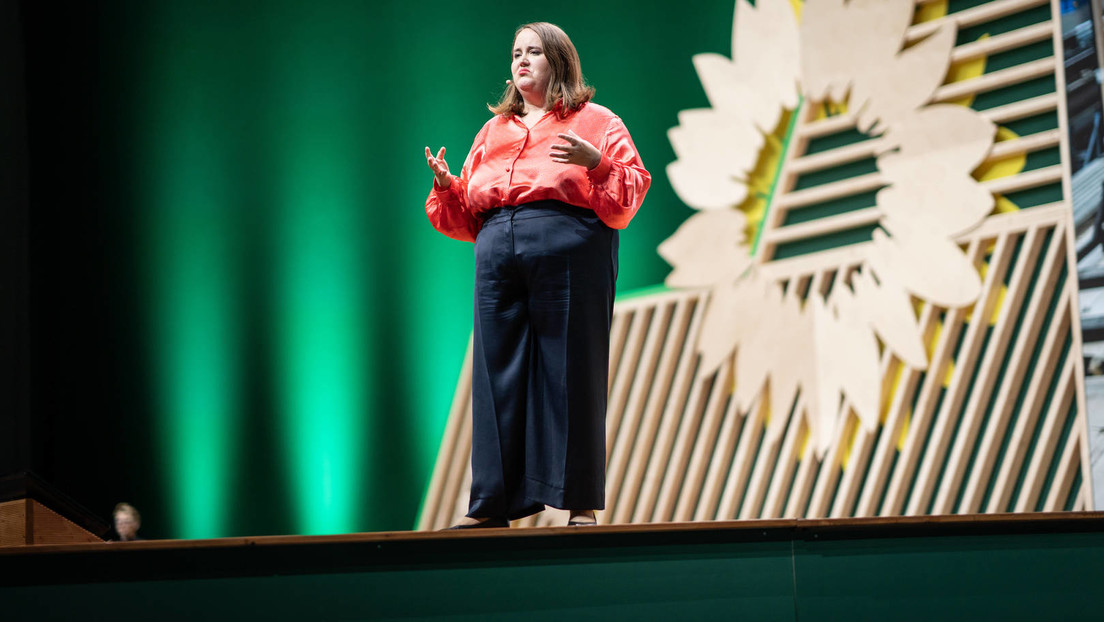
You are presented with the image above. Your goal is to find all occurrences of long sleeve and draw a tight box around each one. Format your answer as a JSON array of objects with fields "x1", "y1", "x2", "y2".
[
  {"x1": 584, "y1": 116, "x2": 651, "y2": 229},
  {"x1": 425, "y1": 123, "x2": 490, "y2": 243},
  {"x1": 425, "y1": 104, "x2": 650, "y2": 238}
]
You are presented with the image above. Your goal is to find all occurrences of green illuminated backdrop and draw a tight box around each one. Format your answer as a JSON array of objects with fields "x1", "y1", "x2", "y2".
[{"x1": 102, "y1": 0, "x2": 740, "y2": 537}]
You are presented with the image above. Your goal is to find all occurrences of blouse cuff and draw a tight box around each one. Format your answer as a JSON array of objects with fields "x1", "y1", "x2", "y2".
[
  {"x1": 433, "y1": 175, "x2": 457, "y2": 194},
  {"x1": 586, "y1": 154, "x2": 612, "y2": 184}
]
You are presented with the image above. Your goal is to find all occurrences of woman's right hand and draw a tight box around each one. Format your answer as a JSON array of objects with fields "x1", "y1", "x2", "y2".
[{"x1": 425, "y1": 146, "x2": 451, "y2": 188}]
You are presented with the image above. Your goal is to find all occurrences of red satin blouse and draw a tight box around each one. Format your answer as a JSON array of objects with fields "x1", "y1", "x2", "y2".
[{"x1": 425, "y1": 102, "x2": 651, "y2": 243}]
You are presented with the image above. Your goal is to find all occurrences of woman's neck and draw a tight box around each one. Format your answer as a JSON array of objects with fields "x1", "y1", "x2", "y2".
[{"x1": 521, "y1": 93, "x2": 549, "y2": 115}]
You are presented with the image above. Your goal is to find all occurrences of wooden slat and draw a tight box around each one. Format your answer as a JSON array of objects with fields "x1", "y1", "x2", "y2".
[
  {"x1": 798, "y1": 113, "x2": 857, "y2": 142},
  {"x1": 630, "y1": 295, "x2": 708, "y2": 523},
  {"x1": 775, "y1": 162, "x2": 1057, "y2": 218},
  {"x1": 614, "y1": 286, "x2": 696, "y2": 312},
  {"x1": 1066, "y1": 243, "x2": 1095, "y2": 512},
  {"x1": 951, "y1": 20, "x2": 1053, "y2": 63},
  {"x1": 1075, "y1": 482, "x2": 1088, "y2": 512},
  {"x1": 806, "y1": 408, "x2": 855, "y2": 518},
  {"x1": 605, "y1": 301, "x2": 674, "y2": 509},
  {"x1": 644, "y1": 298, "x2": 710, "y2": 523},
  {"x1": 928, "y1": 227, "x2": 1046, "y2": 515},
  {"x1": 982, "y1": 164, "x2": 1062, "y2": 194},
  {"x1": 1050, "y1": 0, "x2": 1090, "y2": 508},
  {"x1": 1043, "y1": 423, "x2": 1083, "y2": 512},
  {"x1": 693, "y1": 378, "x2": 747, "y2": 520},
  {"x1": 988, "y1": 129, "x2": 1061, "y2": 159},
  {"x1": 716, "y1": 395, "x2": 767, "y2": 519},
  {"x1": 985, "y1": 92, "x2": 1059, "y2": 125},
  {"x1": 446, "y1": 412, "x2": 473, "y2": 527},
  {"x1": 797, "y1": 92, "x2": 1056, "y2": 145},
  {"x1": 761, "y1": 396, "x2": 808, "y2": 519},
  {"x1": 957, "y1": 225, "x2": 1064, "y2": 513},
  {"x1": 786, "y1": 127, "x2": 1058, "y2": 197},
  {"x1": 932, "y1": 57, "x2": 1056, "y2": 103},
  {"x1": 765, "y1": 208, "x2": 881, "y2": 246},
  {"x1": 851, "y1": 294, "x2": 946, "y2": 517},
  {"x1": 829, "y1": 367, "x2": 889, "y2": 518},
  {"x1": 799, "y1": 84, "x2": 1056, "y2": 149},
  {"x1": 900, "y1": 231, "x2": 1033, "y2": 516},
  {"x1": 896, "y1": 230, "x2": 1021, "y2": 515},
  {"x1": 674, "y1": 361, "x2": 736, "y2": 521},
  {"x1": 783, "y1": 424, "x2": 819, "y2": 518},
  {"x1": 605, "y1": 308, "x2": 654, "y2": 456},
  {"x1": 781, "y1": 271, "x2": 832, "y2": 518},
  {"x1": 1046, "y1": 0, "x2": 1075, "y2": 204},
  {"x1": 606, "y1": 310, "x2": 632, "y2": 393},
  {"x1": 760, "y1": 243, "x2": 871, "y2": 283},
  {"x1": 1014, "y1": 358, "x2": 1076, "y2": 512},
  {"x1": 832, "y1": 248, "x2": 947, "y2": 518},
  {"x1": 737, "y1": 289, "x2": 813, "y2": 520},
  {"x1": 967, "y1": 202, "x2": 1070, "y2": 237},
  {"x1": 873, "y1": 234, "x2": 1002, "y2": 516},
  {"x1": 734, "y1": 391, "x2": 786, "y2": 518},
  {"x1": 985, "y1": 289, "x2": 1071, "y2": 512},
  {"x1": 612, "y1": 296, "x2": 697, "y2": 523},
  {"x1": 906, "y1": 0, "x2": 1049, "y2": 44},
  {"x1": 775, "y1": 172, "x2": 884, "y2": 212},
  {"x1": 788, "y1": 139, "x2": 887, "y2": 176},
  {"x1": 766, "y1": 130, "x2": 1061, "y2": 249},
  {"x1": 653, "y1": 360, "x2": 727, "y2": 521}
]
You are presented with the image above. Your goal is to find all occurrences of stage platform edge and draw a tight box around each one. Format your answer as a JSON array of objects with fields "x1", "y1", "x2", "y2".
[{"x1": 3, "y1": 512, "x2": 1103, "y2": 620}]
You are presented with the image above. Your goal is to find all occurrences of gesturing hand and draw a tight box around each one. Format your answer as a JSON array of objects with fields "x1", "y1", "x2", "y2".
[
  {"x1": 425, "y1": 146, "x2": 451, "y2": 188},
  {"x1": 550, "y1": 130, "x2": 601, "y2": 170}
]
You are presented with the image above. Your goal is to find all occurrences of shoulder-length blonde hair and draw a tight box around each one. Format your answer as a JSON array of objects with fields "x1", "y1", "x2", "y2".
[{"x1": 489, "y1": 22, "x2": 595, "y2": 118}]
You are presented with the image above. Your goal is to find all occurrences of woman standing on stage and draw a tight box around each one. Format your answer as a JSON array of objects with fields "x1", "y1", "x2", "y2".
[{"x1": 424, "y1": 22, "x2": 650, "y2": 528}]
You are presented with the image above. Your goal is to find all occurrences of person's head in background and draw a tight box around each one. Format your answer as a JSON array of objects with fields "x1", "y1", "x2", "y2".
[{"x1": 113, "y1": 502, "x2": 141, "y2": 541}]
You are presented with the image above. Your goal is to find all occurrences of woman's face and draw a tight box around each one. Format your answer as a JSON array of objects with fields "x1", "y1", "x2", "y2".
[
  {"x1": 114, "y1": 511, "x2": 138, "y2": 539},
  {"x1": 511, "y1": 28, "x2": 551, "y2": 104}
]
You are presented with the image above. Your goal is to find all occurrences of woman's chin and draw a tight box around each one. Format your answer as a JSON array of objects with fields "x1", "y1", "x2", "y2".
[{"x1": 514, "y1": 78, "x2": 538, "y2": 92}]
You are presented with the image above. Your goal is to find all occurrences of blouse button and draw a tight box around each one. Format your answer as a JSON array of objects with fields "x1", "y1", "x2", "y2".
[{"x1": 506, "y1": 167, "x2": 511, "y2": 172}]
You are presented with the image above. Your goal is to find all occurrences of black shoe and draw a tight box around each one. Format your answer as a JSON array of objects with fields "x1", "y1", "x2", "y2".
[
  {"x1": 567, "y1": 518, "x2": 598, "y2": 526},
  {"x1": 445, "y1": 517, "x2": 510, "y2": 530}
]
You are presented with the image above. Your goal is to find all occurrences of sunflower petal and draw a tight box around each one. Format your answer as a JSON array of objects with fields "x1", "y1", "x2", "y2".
[
  {"x1": 658, "y1": 210, "x2": 752, "y2": 288},
  {"x1": 871, "y1": 221, "x2": 982, "y2": 308}
]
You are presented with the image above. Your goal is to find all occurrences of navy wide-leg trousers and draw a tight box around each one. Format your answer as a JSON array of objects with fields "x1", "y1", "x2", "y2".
[{"x1": 468, "y1": 200, "x2": 617, "y2": 520}]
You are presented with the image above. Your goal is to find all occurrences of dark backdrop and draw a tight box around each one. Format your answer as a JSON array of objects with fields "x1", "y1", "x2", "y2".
[{"x1": 7, "y1": 0, "x2": 738, "y2": 538}]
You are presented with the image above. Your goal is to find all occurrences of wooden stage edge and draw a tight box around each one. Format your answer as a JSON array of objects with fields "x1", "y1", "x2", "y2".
[
  {"x1": 6, "y1": 512, "x2": 1104, "y2": 619},
  {"x1": 4, "y1": 511, "x2": 1104, "y2": 587},
  {"x1": 8, "y1": 511, "x2": 1104, "y2": 553}
]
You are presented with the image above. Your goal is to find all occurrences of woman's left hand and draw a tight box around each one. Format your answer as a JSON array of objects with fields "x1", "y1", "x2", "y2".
[{"x1": 551, "y1": 130, "x2": 602, "y2": 170}]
